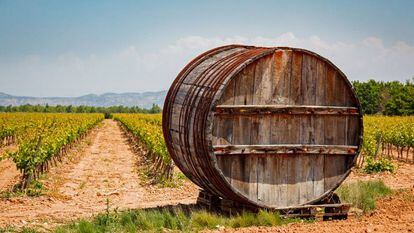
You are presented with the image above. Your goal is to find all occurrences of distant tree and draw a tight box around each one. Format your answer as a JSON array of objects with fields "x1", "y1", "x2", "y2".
[
  {"x1": 352, "y1": 79, "x2": 414, "y2": 115},
  {"x1": 149, "y1": 104, "x2": 162, "y2": 114},
  {"x1": 352, "y1": 79, "x2": 382, "y2": 114},
  {"x1": 66, "y1": 105, "x2": 73, "y2": 113},
  {"x1": 0, "y1": 104, "x2": 164, "y2": 114}
]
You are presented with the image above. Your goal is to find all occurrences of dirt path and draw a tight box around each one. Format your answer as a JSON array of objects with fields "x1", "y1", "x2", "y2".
[
  {"x1": 0, "y1": 120, "x2": 198, "y2": 229},
  {"x1": 0, "y1": 145, "x2": 19, "y2": 191}
]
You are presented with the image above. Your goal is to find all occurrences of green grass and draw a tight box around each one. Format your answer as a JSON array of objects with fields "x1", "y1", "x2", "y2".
[
  {"x1": 0, "y1": 179, "x2": 45, "y2": 199},
  {"x1": 336, "y1": 180, "x2": 392, "y2": 212},
  {"x1": 55, "y1": 207, "x2": 301, "y2": 233},
  {"x1": 0, "y1": 227, "x2": 39, "y2": 233}
]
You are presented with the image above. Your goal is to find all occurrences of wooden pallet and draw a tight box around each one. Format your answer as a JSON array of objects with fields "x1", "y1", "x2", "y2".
[{"x1": 196, "y1": 190, "x2": 350, "y2": 220}]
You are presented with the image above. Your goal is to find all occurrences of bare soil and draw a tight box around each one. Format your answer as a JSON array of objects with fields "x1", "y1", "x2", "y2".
[
  {"x1": 347, "y1": 161, "x2": 414, "y2": 190},
  {"x1": 0, "y1": 120, "x2": 198, "y2": 229},
  {"x1": 0, "y1": 145, "x2": 19, "y2": 191}
]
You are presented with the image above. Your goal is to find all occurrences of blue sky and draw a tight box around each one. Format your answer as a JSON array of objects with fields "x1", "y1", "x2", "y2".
[{"x1": 1, "y1": 0, "x2": 413, "y2": 97}]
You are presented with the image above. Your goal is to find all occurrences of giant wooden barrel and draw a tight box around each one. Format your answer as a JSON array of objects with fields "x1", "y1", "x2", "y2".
[{"x1": 162, "y1": 45, "x2": 363, "y2": 208}]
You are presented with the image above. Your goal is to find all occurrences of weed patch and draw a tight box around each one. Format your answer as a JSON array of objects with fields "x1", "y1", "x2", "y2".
[
  {"x1": 336, "y1": 180, "x2": 392, "y2": 212},
  {"x1": 363, "y1": 158, "x2": 395, "y2": 174},
  {"x1": 56, "y1": 207, "x2": 302, "y2": 232}
]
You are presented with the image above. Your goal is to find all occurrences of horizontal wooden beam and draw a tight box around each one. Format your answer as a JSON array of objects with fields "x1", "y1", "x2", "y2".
[
  {"x1": 213, "y1": 144, "x2": 358, "y2": 155},
  {"x1": 214, "y1": 104, "x2": 359, "y2": 115}
]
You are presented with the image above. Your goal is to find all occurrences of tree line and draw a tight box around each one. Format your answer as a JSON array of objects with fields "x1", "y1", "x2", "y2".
[
  {"x1": 0, "y1": 79, "x2": 413, "y2": 116},
  {"x1": 352, "y1": 79, "x2": 413, "y2": 115},
  {"x1": 0, "y1": 104, "x2": 162, "y2": 114}
]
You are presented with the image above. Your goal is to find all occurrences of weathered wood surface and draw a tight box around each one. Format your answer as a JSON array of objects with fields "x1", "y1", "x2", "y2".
[
  {"x1": 214, "y1": 104, "x2": 359, "y2": 115},
  {"x1": 213, "y1": 144, "x2": 358, "y2": 155},
  {"x1": 213, "y1": 48, "x2": 360, "y2": 207},
  {"x1": 163, "y1": 45, "x2": 362, "y2": 209}
]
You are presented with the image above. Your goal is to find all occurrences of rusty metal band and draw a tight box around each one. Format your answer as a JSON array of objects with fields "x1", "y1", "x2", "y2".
[
  {"x1": 179, "y1": 48, "x2": 254, "y2": 193},
  {"x1": 162, "y1": 45, "x2": 244, "y2": 186}
]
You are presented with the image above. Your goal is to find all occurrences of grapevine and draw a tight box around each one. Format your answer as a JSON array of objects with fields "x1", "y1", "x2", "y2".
[
  {"x1": 0, "y1": 113, "x2": 104, "y2": 188},
  {"x1": 113, "y1": 113, "x2": 174, "y2": 183},
  {"x1": 359, "y1": 116, "x2": 414, "y2": 167}
]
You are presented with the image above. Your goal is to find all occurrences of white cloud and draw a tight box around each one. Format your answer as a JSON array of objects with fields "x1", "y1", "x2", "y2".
[{"x1": 1, "y1": 33, "x2": 413, "y2": 97}]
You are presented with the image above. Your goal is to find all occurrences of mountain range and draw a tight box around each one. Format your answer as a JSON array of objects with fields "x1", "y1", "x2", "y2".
[{"x1": 0, "y1": 91, "x2": 167, "y2": 109}]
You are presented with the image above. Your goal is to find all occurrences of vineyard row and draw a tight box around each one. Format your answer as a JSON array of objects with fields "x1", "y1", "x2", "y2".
[{"x1": 0, "y1": 113, "x2": 104, "y2": 188}]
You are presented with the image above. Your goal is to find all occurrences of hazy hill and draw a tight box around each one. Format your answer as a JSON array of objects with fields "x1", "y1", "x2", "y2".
[{"x1": 0, "y1": 91, "x2": 167, "y2": 109}]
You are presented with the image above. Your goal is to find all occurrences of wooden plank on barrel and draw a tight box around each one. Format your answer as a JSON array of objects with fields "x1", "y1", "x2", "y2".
[
  {"x1": 299, "y1": 115, "x2": 314, "y2": 204},
  {"x1": 252, "y1": 56, "x2": 272, "y2": 144},
  {"x1": 270, "y1": 115, "x2": 284, "y2": 144},
  {"x1": 346, "y1": 115, "x2": 359, "y2": 168},
  {"x1": 334, "y1": 72, "x2": 347, "y2": 146},
  {"x1": 253, "y1": 53, "x2": 274, "y2": 104},
  {"x1": 300, "y1": 153, "x2": 314, "y2": 203},
  {"x1": 325, "y1": 66, "x2": 336, "y2": 106},
  {"x1": 217, "y1": 155, "x2": 232, "y2": 181},
  {"x1": 330, "y1": 72, "x2": 348, "y2": 190},
  {"x1": 265, "y1": 156, "x2": 279, "y2": 204},
  {"x1": 261, "y1": 49, "x2": 291, "y2": 205},
  {"x1": 276, "y1": 155, "x2": 288, "y2": 207},
  {"x1": 300, "y1": 54, "x2": 317, "y2": 199},
  {"x1": 257, "y1": 156, "x2": 266, "y2": 203},
  {"x1": 316, "y1": 60, "x2": 327, "y2": 106},
  {"x1": 258, "y1": 156, "x2": 276, "y2": 204},
  {"x1": 214, "y1": 78, "x2": 236, "y2": 180},
  {"x1": 231, "y1": 116, "x2": 251, "y2": 189},
  {"x1": 324, "y1": 65, "x2": 337, "y2": 190},
  {"x1": 335, "y1": 73, "x2": 352, "y2": 107},
  {"x1": 271, "y1": 111, "x2": 290, "y2": 211},
  {"x1": 312, "y1": 153, "x2": 325, "y2": 197},
  {"x1": 314, "y1": 59, "x2": 327, "y2": 197},
  {"x1": 299, "y1": 54, "x2": 316, "y2": 202},
  {"x1": 219, "y1": 78, "x2": 237, "y2": 105},
  {"x1": 231, "y1": 62, "x2": 255, "y2": 195},
  {"x1": 270, "y1": 114, "x2": 287, "y2": 206},
  {"x1": 249, "y1": 115, "x2": 270, "y2": 201},
  {"x1": 214, "y1": 116, "x2": 234, "y2": 145},
  {"x1": 171, "y1": 104, "x2": 183, "y2": 132},
  {"x1": 290, "y1": 51, "x2": 302, "y2": 105},
  {"x1": 324, "y1": 66, "x2": 337, "y2": 145},
  {"x1": 324, "y1": 67, "x2": 346, "y2": 191},
  {"x1": 272, "y1": 49, "x2": 292, "y2": 104},
  {"x1": 286, "y1": 115, "x2": 300, "y2": 206},
  {"x1": 301, "y1": 54, "x2": 317, "y2": 105},
  {"x1": 245, "y1": 154, "x2": 258, "y2": 200},
  {"x1": 214, "y1": 78, "x2": 236, "y2": 145},
  {"x1": 312, "y1": 114, "x2": 326, "y2": 197},
  {"x1": 324, "y1": 154, "x2": 347, "y2": 191},
  {"x1": 234, "y1": 65, "x2": 255, "y2": 105},
  {"x1": 253, "y1": 54, "x2": 274, "y2": 203},
  {"x1": 287, "y1": 154, "x2": 299, "y2": 206},
  {"x1": 347, "y1": 115, "x2": 359, "y2": 146}
]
